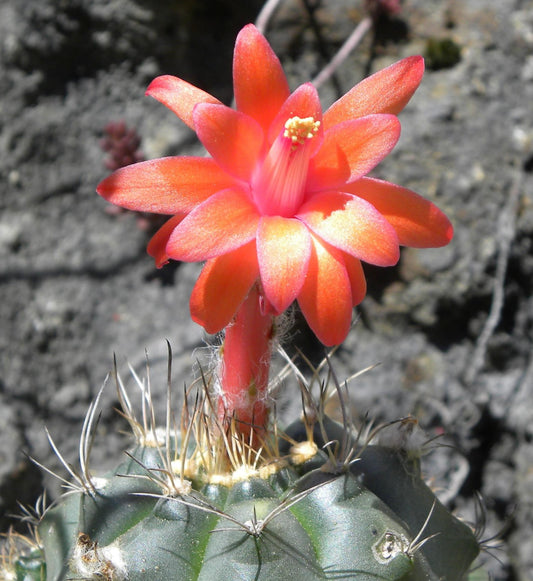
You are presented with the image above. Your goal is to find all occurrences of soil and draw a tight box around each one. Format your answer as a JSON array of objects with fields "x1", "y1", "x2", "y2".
[{"x1": 1, "y1": 0, "x2": 532, "y2": 579}]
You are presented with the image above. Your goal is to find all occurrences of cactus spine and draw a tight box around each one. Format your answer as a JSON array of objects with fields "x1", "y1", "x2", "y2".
[{"x1": 3, "y1": 347, "x2": 480, "y2": 581}]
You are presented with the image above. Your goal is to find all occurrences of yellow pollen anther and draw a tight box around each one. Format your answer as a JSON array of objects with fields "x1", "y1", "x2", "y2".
[{"x1": 284, "y1": 116, "x2": 320, "y2": 148}]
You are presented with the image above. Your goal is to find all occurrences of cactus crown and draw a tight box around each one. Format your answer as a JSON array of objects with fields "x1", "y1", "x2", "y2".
[{"x1": 1, "y1": 345, "x2": 483, "y2": 581}]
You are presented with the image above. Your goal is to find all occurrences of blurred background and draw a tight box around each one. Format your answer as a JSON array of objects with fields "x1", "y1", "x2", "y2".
[{"x1": 1, "y1": 0, "x2": 532, "y2": 578}]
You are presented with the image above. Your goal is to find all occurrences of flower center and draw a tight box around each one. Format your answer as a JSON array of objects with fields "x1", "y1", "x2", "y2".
[
  {"x1": 251, "y1": 116, "x2": 320, "y2": 217},
  {"x1": 284, "y1": 116, "x2": 320, "y2": 148}
]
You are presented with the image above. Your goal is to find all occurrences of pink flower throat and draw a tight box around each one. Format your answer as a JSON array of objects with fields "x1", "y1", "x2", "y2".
[{"x1": 251, "y1": 116, "x2": 320, "y2": 217}]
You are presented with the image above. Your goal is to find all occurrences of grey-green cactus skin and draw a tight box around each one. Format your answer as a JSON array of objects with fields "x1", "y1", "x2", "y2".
[
  {"x1": 20, "y1": 415, "x2": 479, "y2": 581},
  {"x1": 285, "y1": 417, "x2": 480, "y2": 581}
]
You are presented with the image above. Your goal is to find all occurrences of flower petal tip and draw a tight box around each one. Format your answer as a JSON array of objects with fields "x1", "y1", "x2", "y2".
[
  {"x1": 233, "y1": 23, "x2": 290, "y2": 131},
  {"x1": 145, "y1": 75, "x2": 221, "y2": 130}
]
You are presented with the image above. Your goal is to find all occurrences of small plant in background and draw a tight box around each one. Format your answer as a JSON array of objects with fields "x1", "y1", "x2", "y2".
[
  {"x1": 101, "y1": 120, "x2": 144, "y2": 171},
  {"x1": 2, "y1": 18, "x2": 483, "y2": 581},
  {"x1": 100, "y1": 120, "x2": 167, "y2": 234},
  {"x1": 424, "y1": 37, "x2": 462, "y2": 70}
]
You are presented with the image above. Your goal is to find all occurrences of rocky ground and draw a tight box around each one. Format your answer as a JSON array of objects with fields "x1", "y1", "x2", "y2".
[{"x1": 1, "y1": 0, "x2": 532, "y2": 579}]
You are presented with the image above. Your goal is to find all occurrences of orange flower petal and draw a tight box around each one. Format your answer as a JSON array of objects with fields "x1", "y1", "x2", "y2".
[
  {"x1": 323, "y1": 56, "x2": 425, "y2": 130},
  {"x1": 190, "y1": 242, "x2": 259, "y2": 334},
  {"x1": 147, "y1": 214, "x2": 185, "y2": 268},
  {"x1": 342, "y1": 177, "x2": 453, "y2": 247},
  {"x1": 166, "y1": 188, "x2": 260, "y2": 261},
  {"x1": 193, "y1": 103, "x2": 264, "y2": 181},
  {"x1": 146, "y1": 75, "x2": 221, "y2": 130},
  {"x1": 267, "y1": 83, "x2": 324, "y2": 153},
  {"x1": 297, "y1": 236, "x2": 352, "y2": 346},
  {"x1": 257, "y1": 217, "x2": 312, "y2": 314},
  {"x1": 233, "y1": 24, "x2": 290, "y2": 132},
  {"x1": 343, "y1": 253, "x2": 367, "y2": 306},
  {"x1": 297, "y1": 191, "x2": 399, "y2": 266},
  {"x1": 307, "y1": 115, "x2": 401, "y2": 191},
  {"x1": 96, "y1": 157, "x2": 236, "y2": 214}
]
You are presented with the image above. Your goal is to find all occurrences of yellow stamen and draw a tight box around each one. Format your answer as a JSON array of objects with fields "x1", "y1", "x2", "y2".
[{"x1": 284, "y1": 116, "x2": 320, "y2": 149}]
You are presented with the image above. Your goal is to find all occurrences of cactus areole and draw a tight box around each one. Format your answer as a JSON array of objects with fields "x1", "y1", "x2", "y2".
[
  {"x1": 32, "y1": 411, "x2": 479, "y2": 581},
  {"x1": 4, "y1": 22, "x2": 482, "y2": 581}
]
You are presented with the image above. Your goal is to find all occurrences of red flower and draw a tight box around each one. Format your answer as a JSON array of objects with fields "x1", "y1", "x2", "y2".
[{"x1": 97, "y1": 24, "x2": 452, "y2": 346}]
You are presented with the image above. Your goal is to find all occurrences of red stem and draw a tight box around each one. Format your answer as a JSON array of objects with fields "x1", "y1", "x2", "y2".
[{"x1": 218, "y1": 285, "x2": 274, "y2": 441}]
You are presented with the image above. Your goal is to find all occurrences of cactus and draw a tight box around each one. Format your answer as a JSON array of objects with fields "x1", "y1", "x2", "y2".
[
  {"x1": 4, "y1": 349, "x2": 479, "y2": 581},
  {"x1": 2, "y1": 22, "x2": 483, "y2": 581}
]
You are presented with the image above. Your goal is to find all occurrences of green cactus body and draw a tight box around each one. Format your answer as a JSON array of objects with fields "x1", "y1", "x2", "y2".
[
  {"x1": 13, "y1": 414, "x2": 476, "y2": 581},
  {"x1": 37, "y1": 472, "x2": 406, "y2": 580},
  {"x1": 5, "y1": 362, "x2": 480, "y2": 581}
]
